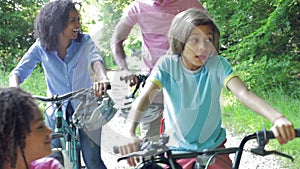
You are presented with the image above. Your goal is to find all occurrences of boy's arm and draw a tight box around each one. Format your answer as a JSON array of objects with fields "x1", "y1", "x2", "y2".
[
  {"x1": 127, "y1": 81, "x2": 160, "y2": 136},
  {"x1": 226, "y1": 76, "x2": 295, "y2": 144},
  {"x1": 120, "y1": 81, "x2": 160, "y2": 166}
]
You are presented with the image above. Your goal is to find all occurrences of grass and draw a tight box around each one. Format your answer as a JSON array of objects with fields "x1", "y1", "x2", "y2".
[
  {"x1": 0, "y1": 68, "x2": 46, "y2": 95},
  {"x1": 0, "y1": 70, "x2": 8, "y2": 87},
  {"x1": 221, "y1": 89, "x2": 300, "y2": 169}
]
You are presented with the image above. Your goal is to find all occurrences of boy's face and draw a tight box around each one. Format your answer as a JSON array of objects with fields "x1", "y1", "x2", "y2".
[{"x1": 182, "y1": 25, "x2": 214, "y2": 70}]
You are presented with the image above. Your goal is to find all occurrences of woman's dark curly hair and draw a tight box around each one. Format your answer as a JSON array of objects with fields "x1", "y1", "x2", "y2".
[
  {"x1": 34, "y1": 0, "x2": 82, "y2": 51},
  {"x1": 0, "y1": 87, "x2": 39, "y2": 168}
]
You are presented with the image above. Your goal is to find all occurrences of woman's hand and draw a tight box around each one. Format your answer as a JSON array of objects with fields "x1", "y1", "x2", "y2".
[
  {"x1": 271, "y1": 116, "x2": 295, "y2": 144},
  {"x1": 93, "y1": 80, "x2": 110, "y2": 97}
]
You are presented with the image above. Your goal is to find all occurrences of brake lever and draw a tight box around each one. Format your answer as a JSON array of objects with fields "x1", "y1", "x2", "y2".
[
  {"x1": 251, "y1": 127, "x2": 294, "y2": 162},
  {"x1": 251, "y1": 148, "x2": 294, "y2": 162},
  {"x1": 269, "y1": 150, "x2": 294, "y2": 162}
]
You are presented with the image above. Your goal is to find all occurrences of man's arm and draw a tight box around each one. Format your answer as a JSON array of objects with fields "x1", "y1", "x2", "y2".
[{"x1": 110, "y1": 22, "x2": 134, "y2": 70}]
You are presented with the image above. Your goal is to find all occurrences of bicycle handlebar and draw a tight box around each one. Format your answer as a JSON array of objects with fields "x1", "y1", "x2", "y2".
[
  {"x1": 261, "y1": 128, "x2": 300, "y2": 138},
  {"x1": 33, "y1": 88, "x2": 86, "y2": 102},
  {"x1": 33, "y1": 84, "x2": 111, "y2": 102},
  {"x1": 120, "y1": 74, "x2": 148, "y2": 99},
  {"x1": 114, "y1": 128, "x2": 300, "y2": 168}
]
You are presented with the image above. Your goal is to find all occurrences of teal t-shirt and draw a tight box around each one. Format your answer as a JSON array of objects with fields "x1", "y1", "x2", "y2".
[{"x1": 149, "y1": 55, "x2": 235, "y2": 151}]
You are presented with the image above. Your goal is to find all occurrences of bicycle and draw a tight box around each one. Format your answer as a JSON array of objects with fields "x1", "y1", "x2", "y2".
[
  {"x1": 33, "y1": 86, "x2": 117, "y2": 169},
  {"x1": 113, "y1": 128, "x2": 300, "y2": 169}
]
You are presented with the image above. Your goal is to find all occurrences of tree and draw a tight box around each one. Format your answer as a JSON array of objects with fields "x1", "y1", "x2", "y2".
[{"x1": 0, "y1": 0, "x2": 46, "y2": 71}]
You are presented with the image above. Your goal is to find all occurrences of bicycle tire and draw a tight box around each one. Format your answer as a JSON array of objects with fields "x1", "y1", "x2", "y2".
[
  {"x1": 137, "y1": 158, "x2": 182, "y2": 169},
  {"x1": 138, "y1": 162, "x2": 164, "y2": 169}
]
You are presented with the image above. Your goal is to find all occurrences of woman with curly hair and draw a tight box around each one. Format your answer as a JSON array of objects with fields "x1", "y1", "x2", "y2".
[
  {"x1": 0, "y1": 87, "x2": 61, "y2": 169},
  {"x1": 9, "y1": 0, "x2": 109, "y2": 168}
]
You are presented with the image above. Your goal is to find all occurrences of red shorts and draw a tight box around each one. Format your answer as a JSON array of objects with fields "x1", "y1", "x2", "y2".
[{"x1": 168, "y1": 140, "x2": 232, "y2": 169}]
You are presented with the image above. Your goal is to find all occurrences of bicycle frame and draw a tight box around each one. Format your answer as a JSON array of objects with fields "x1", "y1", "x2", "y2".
[
  {"x1": 55, "y1": 102, "x2": 81, "y2": 169},
  {"x1": 34, "y1": 89, "x2": 86, "y2": 169}
]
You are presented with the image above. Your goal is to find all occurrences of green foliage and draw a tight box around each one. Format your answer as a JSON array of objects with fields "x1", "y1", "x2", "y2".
[
  {"x1": 1, "y1": 0, "x2": 299, "y2": 97},
  {"x1": 96, "y1": 0, "x2": 137, "y2": 69},
  {"x1": 0, "y1": 0, "x2": 47, "y2": 71},
  {"x1": 202, "y1": 0, "x2": 300, "y2": 98},
  {"x1": 0, "y1": 70, "x2": 9, "y2": 87},
  {"x1": 234, "y1": 56, "x2": 300, "y2": 97}
]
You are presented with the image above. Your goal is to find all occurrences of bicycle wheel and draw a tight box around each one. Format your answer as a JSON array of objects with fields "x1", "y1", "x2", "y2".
[
  {"x1": 138, "y1": 160, "x2": 182, "y2": 169},
  {"x1": 138, "y1": 162, "x2": 164, "y2": 169}
]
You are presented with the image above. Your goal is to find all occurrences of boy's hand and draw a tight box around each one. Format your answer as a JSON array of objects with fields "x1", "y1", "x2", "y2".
[
  {"x1": 118, "y1": 135, "x2": 141, "y2": 166},
  {"x1": 271, "y1": 117, "x2": 295, "y2": 144}
]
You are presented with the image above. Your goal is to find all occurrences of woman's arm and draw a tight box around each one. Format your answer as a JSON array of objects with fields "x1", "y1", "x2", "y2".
[
  {"x1": 226, "y1": 76, "x2": 295, "y2": 144},
  {"x1": 9, "y1": 74, "x2": 21, "y2": 87},
  {"x1": 9, "y1": 46, "x2": 40, "y2": 87},
  {"x1": 91, "y1": 60, "x2": 109, "y2": 96},
  {"x1": 92, "y1": 60, "x2": 108, "y2": 81}
]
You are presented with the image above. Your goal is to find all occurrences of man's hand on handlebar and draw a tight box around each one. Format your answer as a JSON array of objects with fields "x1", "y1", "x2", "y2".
[
  {"x1": 271, "y1": 116, "x2": 295, "y2": 145},
  {"x1": 120, "y1": 70, "x2": 139, "y2": 87}
]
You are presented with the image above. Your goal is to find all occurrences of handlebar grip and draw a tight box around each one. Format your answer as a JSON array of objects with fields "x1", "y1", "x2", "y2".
[
  {"x1": 265, "y1": 129, "x2": 300, "y2": 139},
  {"x1": 295, "y1": 129, "x2": 300, "y2": 137},
  {"x1": 107, "y1": 84, "x2": 111, "y2": 90}
]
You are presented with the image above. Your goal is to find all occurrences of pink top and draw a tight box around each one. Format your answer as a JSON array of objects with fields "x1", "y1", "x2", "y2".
[
  {"x1": 30, "y1": 157, "x2": 63, "y2": 169},
  {"x1": 121, "y1": 0, "x2": 206, "y2": 70}
]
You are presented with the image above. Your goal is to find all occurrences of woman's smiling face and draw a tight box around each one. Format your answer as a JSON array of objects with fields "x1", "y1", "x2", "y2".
[
  {"x1": 182, "y1": 24, "x2": 214, "y2": 70},
  {"x1": 61, "y1": 9, "x2": 81, "y2": 41}
]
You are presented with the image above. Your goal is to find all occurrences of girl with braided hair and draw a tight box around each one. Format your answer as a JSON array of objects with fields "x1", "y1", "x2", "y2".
[{"x1": 0, "y1": 87, "x2": 61, "y2": 169}]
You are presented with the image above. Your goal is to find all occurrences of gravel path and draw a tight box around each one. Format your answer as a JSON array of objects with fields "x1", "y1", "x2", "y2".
[{"x1": 98, "y1": 71, "x2": 290, "y2": 169}]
